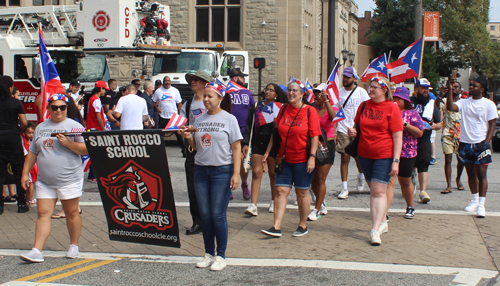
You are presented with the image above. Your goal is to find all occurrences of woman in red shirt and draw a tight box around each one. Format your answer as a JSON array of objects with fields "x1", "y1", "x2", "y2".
[
  {"x1": 348, "y1": 77, "x2": 403, "y2": 245},
  {"x1": 261, "y1": 82, "x2": 321, "y2": 238}
]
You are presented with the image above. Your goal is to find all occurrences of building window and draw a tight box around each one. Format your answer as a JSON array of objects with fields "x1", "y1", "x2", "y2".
[
  {"x1": 491, "y1": 26, "x2": 496, "y2": 31},
  {"x1": 34, "y1": 0, "x2": 59, "y2": 5},
  {"x1": 196, "y1": 0, "x2": 241, "y2": 43}
]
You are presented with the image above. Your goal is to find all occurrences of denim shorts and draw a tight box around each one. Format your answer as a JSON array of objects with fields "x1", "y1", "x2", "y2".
[
  {"x1": 275, "y1": 161, "x2": 315, "y2": 189},
  {"x1": 358, "y1": 156, "x2": 393, "y2": 184},
  {"x1": 458, "y1": 142, "x2": 492, "y2": 165}
]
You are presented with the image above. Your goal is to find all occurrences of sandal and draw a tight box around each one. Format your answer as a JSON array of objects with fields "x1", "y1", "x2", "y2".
[
  {"x1": 457, "y1": 182, "x2": 465, "y2": 191},
  {"x1": 51, "y1": 214, "x2": 66, "y2": 219},
  {"x1": 441, "y1": 189, "x2": 452, "y2": 194}
]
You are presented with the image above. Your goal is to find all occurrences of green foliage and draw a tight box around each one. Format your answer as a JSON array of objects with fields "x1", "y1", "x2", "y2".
[{"x1": 422, "y1": 45, "x2": 441, "y2": 89}]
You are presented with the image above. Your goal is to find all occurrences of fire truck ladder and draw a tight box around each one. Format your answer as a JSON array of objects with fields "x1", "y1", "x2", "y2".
[{"x1": 0, "y1": 5, "x2": 81, "y2": 47}]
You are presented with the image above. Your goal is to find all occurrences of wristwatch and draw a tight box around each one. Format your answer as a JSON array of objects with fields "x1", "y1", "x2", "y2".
[
  {"x1": 403, "y1": 122, "x2": 408, "y2": 127},
  {"x1": 393, "y1": 159, "x2": 400, "y2": 163},
  {"x1": 309, "y1": 154, "x2": 317, "y2": 158}
]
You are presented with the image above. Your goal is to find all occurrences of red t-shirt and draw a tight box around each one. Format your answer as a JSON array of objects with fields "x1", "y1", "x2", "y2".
[
  {"x1": 276, "y1": 104, "x2": 322, "y2": 164},
  {"x1": 86, "y1": 95, "x2": 105, "y2": 131},
  {"x1": 354, "y1": 99, "x2": 403, "y2": 159}
]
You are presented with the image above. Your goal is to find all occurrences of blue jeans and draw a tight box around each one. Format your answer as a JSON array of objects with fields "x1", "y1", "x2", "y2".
[{"x1": 194, "y1": 164, "x2": 233, "y2": 258}]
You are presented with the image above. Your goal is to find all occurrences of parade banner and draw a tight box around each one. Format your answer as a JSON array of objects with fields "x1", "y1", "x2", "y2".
[
  {"x1": 424, "y1": 12, "x2": 440, "y2": 41},
  {"x1": 82, "y1": 130, "x2": 180, "y2": 248}
]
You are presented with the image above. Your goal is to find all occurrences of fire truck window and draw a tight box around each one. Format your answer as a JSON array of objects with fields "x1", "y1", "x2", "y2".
[
  {"x1": 14, "y1": 56, "x2": 32, "y2": 79},
  {"x1": 9, "y1": 0, "x2": 20, "y2": 6},
  {"x1": 0, "y1": 56, "x2": 3, "y2": 75},
  {"x1": 0, "y1": 0, "x2": 6, "y2": 6}
]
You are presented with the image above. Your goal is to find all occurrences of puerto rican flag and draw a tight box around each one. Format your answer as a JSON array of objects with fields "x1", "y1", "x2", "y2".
[
  {"x1": 164, "y1": 113, "x2": 188, "y2": 130},
  {"x1": 325, "y1": 61, "x2": 340, "y2": 107},
  {"x1": 39, "y1": 27, "x2": 65, "y2": 122},
  {"x1": 225, "y1": 81, "x2": 245, "y2": 94},
  {"x1": 258, "y1": 102, "x2": 284, "y2": 126},
  {"x1": 360, "y1": 54, "x2": 388, "y2": 82},
  {"x1": 215, "y1": 78, "x2": 227, "y2": 96},
  {"x1": 81, "y1": 155, "x2": 91, "y2": 172},
  {"x1": 332, "y1": 106, "x2": 346, "y2": 124},
  {"x1": 385, "y1": 38, "x2": 423, "y2": 84},
  {"x1": 305, "y1": 79, "x2": 315, "y2": 103}
]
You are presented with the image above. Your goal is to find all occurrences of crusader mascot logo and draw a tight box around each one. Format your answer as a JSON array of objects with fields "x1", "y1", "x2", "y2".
[{"x1": 100, "y1": 160, "x2": 173, "y2": 230}]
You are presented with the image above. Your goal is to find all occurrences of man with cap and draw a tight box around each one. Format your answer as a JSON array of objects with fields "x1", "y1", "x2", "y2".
[
  {"x1": 410, "y1": 78, "x2": 442, "y2": 203},
  {"x1": 336, "y1": 67, "x2": 370, "y2": 199},
  {"x1": 179, "y1": 70, "x2": 211, "y2": 235},
  {"x1": 113, "y1": 84, "x2": 149, "y2": 130},
  {"x1": 227, "y1": 68, "x2": 255, "y2": 200},
  {"x1": 447, "y1": 76, "x2": 497, "y2": 217}
]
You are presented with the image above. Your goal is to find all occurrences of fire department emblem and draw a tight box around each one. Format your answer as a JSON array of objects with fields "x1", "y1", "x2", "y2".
[
  {"x1": 100, "y1": 160, "x2": 173, "y2": 229},
  {"x1": 92, "y1": 10, "x2": 110, "y2": 32}
]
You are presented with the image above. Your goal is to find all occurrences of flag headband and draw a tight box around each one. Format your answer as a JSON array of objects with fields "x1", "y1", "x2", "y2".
[
  {"x1": 371, "y1": 77, "x2": 387, "y2": 89},
  {"x1": 206, "y1": 82, "x2": 225, "y2": 97},
  {"x1": 48, "y1": 94, "x2": 69, "y2": 103}
]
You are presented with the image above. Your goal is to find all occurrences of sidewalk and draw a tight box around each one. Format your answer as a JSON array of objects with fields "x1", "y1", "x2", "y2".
[{"x1": 1, "y1": 203, "x2": 499, "y2": 273}]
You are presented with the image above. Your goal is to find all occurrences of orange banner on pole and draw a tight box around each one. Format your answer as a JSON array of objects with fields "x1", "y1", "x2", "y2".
[{"x1": 424, "y1": 12, "x2": 440, "y2": 41}]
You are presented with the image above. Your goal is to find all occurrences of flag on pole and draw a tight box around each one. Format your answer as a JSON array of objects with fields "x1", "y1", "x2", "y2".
[
  {"x1": 81, "y1": 155, "x2": 91, "y2": 172},
  {"x1": 305, "y1": 79, "x2": 315, "y2": 103},
  {"x1": 331, "y1": 106, "x2": 346, "y2": 124},
  {"x1": 385, "y1": 38, "x2": 424, "y2": 83},
  {"x1": 225, "y1": 81, "x2": 245, "y2": 93},
  {"x1": 164, "y1": 113, "x2": 188, "y2": 130},
  {"x1": 360, "y1": 54, "x2": 389, "y2": 82},
  {"x1": 325, "y1": 61, "x2": 340, "y2": 107},
  {"x1": 287, "y1": 74, "x2": 293, "y2": 85},
  {"x1": 39, "y1": 27, "x2": 65, "y2": 122}
]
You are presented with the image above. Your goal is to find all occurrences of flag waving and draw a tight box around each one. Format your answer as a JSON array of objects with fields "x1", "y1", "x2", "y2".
[
  {"x1": 39, "y1": 27, "x2": 65, "y2": 122},
  {"x1": 164, "y1": 113, "x2": 188, "y2": 130},
  {"x1": 332, "y1": 106, "x2": 346, "y2": 124},
  {"x1": 385, "y1": 38, "x2": 423, "y2": 84},
  {"x1": 360, "y1": 54, "x2": 388, "y2": 82},
  {"x1": 305, "y1": 78, "x2": 315, "y2": 103},
  {"x1": 325, "y1": 61, "x2": 340, "y2": 107},
  {"x1": 225, "y1": 81, "x2": 245, "y2": 94}
]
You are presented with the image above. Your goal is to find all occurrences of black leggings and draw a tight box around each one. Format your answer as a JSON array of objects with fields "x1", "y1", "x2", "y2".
[{"x1": 0, "y1": 134, "x2": 27, "y2": 206}]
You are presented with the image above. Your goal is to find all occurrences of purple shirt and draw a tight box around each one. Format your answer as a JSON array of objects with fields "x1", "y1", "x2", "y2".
[
  {"x1": 401, "y1": 109, "x2": 425, "y2": 158},
  {"x1": 229, "y1": 88, "x2": 255, "y2": 134}
]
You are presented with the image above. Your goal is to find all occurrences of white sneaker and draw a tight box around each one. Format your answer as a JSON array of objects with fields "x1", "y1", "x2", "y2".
[
  {"x1": 319, "y1": 202, "x2": 328, "y2": 215},
  {"x1": 357, "y1": 175, "x2": 365, "y2": 191},
  {"x1": 464, "y1": 200, "x2": 479, "y2": 212},
  {"x1": 210, "y1": 256, "x2": 226, "y2": 271},
  {"x1": 379, "y1": 222, "x2": 388, "y2": 234},
  {"x1": 370, "y1": 229, "x2": 381, "y2": 245},
  {"x1": 337, "y1": 188, "x2": 349, "y2": 199},
  {"x1": 268, "y1": 201, "x2": 274, "y2": 213},
  {"x1": 477, "y1": 205, "x2": 486, "y2": 218},
  {"x1": 196, "y1": 253, "x2": 214, "y2": 268},
  {"x1": 309, "y1": 189, "x2": 316, "y2": 204},
  {"x1": 66, "y1": 244, "x2": 79, "y2": 259},
  {"x1": 20, "y1": 248, "x2": 44, "y2": 263},
  {"x1": 307, "y1": 209, "x2": 320, "y2": 221},
  {"x1": 245, "y1": 203, "x2": 258, "y2": 216}
]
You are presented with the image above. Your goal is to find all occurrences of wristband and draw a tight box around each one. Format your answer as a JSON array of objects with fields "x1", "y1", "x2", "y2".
[
  {"x1": 393, "y1": 159, "x2": 400, "y2": 163},
  {"x1": 309, "y1": 154, "x2": 317, "y2": 158}
]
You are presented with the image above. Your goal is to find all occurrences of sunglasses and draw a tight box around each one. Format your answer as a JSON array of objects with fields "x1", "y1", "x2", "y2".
[
  {"x1": 192, "y1": 77, "x2": 203, "y2": 82},
  {"x1": 50, "y1": 105, "x2": 67, "y2": 111}
]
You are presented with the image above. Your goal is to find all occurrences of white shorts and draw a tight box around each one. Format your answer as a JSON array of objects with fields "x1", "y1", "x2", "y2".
[{"x1": 35, "y1": 179, "x2": 83, "y2": 200}]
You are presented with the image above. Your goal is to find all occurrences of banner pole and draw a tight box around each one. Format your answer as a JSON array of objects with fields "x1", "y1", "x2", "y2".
[{"x1": 418, "y1": 38, "x2": 424, "y2": 79}]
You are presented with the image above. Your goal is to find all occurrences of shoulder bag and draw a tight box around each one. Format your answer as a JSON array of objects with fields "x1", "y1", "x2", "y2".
[
  {"x1": 344, "y1": 101, "x2": 366, "y2": 158},
  {"x1": 306, "y1": 108, "x2": 332, "y2": 166}
]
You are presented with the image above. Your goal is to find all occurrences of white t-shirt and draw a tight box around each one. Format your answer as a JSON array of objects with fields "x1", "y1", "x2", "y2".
[
  {"x1": 152, "y1": 86, "x2": 182, "y2": 119},
  {"x1": 180, "y1": 96, "x2": 206, "y2": 125},
  {"x1": 454, "y1": 97, "x2": 498, "y2": 144},
  {"x1": 115, "y1": 94, "x2": 149, "y2": 130},
  {"x1": 337, "y1": 86, "x2": 370, "y2": 134}
]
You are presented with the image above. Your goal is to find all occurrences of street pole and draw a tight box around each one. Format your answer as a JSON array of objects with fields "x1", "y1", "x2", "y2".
[
  {"x1": 415, "y1": 0, "x2": 422, "y2": 41},
  {"x1": 327, "y1": 0, "x2": 336, "y2": 79}
]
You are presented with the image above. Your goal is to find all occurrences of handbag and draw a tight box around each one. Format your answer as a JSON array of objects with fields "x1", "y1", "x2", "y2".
[
  {"x1": 243, "y1": 103, "x2": 257, "y2": 173},
  {"x1": 345, "y1": 101, "x2": 366, "y2": 158},
  {"x1": 275, "y1": 104, "x2": 304, "y2": 174},
  {"x1": 306, "y1": 108, "x2": 332, "y2": 166}
]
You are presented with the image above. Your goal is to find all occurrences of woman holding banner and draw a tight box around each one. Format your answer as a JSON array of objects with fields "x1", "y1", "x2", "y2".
[
  {"x1": 180, "y1": 82, "x2": 242, "y2": 271},
  {"x1": 20, "y1": 94, "x2": 88, "y2": 263}
]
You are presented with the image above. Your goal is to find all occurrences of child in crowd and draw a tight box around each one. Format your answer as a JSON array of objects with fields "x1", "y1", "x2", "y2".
[{"x1": 21, "y1": 123, "x2": 37, "y2": 205}]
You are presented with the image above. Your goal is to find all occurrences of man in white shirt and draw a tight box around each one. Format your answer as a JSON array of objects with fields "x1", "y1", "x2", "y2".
[
  {"x1": 113, "y1": 85, "x2": 149, "y2": 130},
  {"x1": 335, "y1": 67, "x2": 370, "y2": 199}
]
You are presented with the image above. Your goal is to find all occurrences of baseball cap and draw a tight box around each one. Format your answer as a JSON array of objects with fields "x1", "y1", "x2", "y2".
[
  {"x1": 228, "y1": 68, "x2": 248, "y2": 78},
  {"x1": 185, "y1": 70, "x2": 211, "y2": 84},
  {"x1": 473, "y1": 76, "x2": 490, "y2": 92},
  {"x1": 342, "y1": 67, "x2": 360, "y2": 80},
  {"x1": 95, "y1": 80, "x2": 109, "y2": 90},
  {"x1": 415, "y1": 78, "x2": 433, "y2": 89},
  {"x1": 392, "y1": 87, "x2": 411, "y2": 102},
  {"x1": 70, "y1": 79, "x2": 81, "y2": 86},
  {"x1": 313, "y1": 83, "x2": 328, "y2": 92},
  {"x1": 155, "y1": 79, "x2": 162, "y2": 86}
]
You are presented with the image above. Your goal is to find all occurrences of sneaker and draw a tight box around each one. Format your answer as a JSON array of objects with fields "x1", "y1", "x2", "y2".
[
  {"x1": 242, "y1": 183, "x2": 250, "y2": 200},
  {"x1": 370, "y1": 229, "x2": 381, "y2": 245},
  {"x1": 210, "y1": 256, "x2": 226, "y2": 271},
  {"x1": 319, "y1": 202, "x2": 328, "y2": 215},
  {"x1": 464, "y1": 200, "x2": 479, "y2": 212},
  {"x1": 292, "y1": 226, "x2": 308, "y2": 237},
  {"x1": 66, "y1": 244, "x2": 79, "y2": 259},
  {"x1": 307, "y1": 209, "x2": 321, "y2": 221},
  {"x1": 430, "y1": 158, "x2": 437, "y2": 165},
  {"x1": 18, "y1": 204, "x2": 30, "y2": 213},
  {"x1": 419, "y1": 191, "x2": 430, "y2": 203},
  {"x1": 20, "y1": 248, "x2": 44, "y2": 263},
  {"x1": 477, "y1": 205, "x2": 485, "y2": 218},
  {"x1": 337, "y1": 188, "x2": 349, "y2": 199},
  {"x1": 245, "y1": 203, "x2": 258, "y2": 216},
  {"x1": 87, "y1": 178, "x2": 97, "y2": 183},
  {"x1": 309, "y1": 189, "x2": 316, "y2": 204},
  {"x1": 405, "y1": 206, "x2": 415, "y2": 219},
  {"x1": 268, "y1": 201, "x2": 274, "y2": 213},
  {"x1": 357, "y1": 175, "x2": 365, "y2": 191},
  {"x1": 261, "y1": 227, "x2": 282, "y2": 237},
  {"x1": 196, "y1": 253, "x2": 214, "y2": 268},
  {"x1": 379, "y1": 222, "x2": 388, "y2": 234}
]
